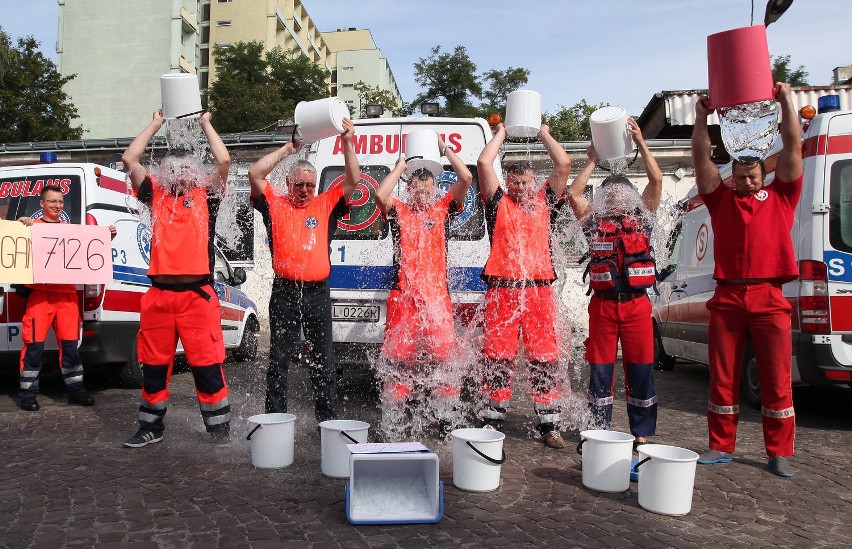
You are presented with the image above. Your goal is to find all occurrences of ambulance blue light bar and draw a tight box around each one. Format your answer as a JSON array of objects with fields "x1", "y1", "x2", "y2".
[
  {"x1": 39, "y1": 151, "x2": 58, "y2": 163},
  {"x1": 817, "y1": 95, "x2": 841, "y2": 114}
]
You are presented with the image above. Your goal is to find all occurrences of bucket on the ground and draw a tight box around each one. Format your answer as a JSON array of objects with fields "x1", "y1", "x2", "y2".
[
  {"x1": 504, "y1": 90, "x2": 542, "y2": 138},
  {"x1": 403, "y1": 128, "x2": 444, "y2": 179},
  {"x1": 590, "y1": 106, "x2": 635, "y2": 162},
  {"x1": 450, "y1": 428, "x2": 506, "y2": 492},
  {"x1": 246, "y1": 413, "x2": 296, "y2": 469},
  {"x1": 346, "y1": 452, "x2": 443, "y2": 524},
  {"x1": 577, "y1": 429, "x2": 634, "y2": 492},
  {"x1": 294, "y1": 97, "x2": 350, "y2": 143},
  {"x1": 320, "y1": 419, "x2": 370, "y2": 478},
  {"x1": 707, "y1": 25, "x2": 774, "y2": 109},
  {"x1": 160, "y1": 73, "x2": 203, "y2": 119},
  {"x1": 633, "y1": 444, "x2": 699, "y2": 516}
]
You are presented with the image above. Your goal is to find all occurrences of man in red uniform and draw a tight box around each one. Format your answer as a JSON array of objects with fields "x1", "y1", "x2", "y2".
[
  {"x1": 692, "y1": 82, "x2": 802, "y2": 477},
  {"x1": 121, "y1": 109, "x2": 232, "y2": 447},
  {"x1": 248, "y1": 118, "x2": 359, "y2": 423},
  {"x1": 373, "y1": 133, "x2": 473, "y2": 433},
  {"x1": 17, "y1": 186, "x2": 116, "y2": 412},
  {"x1": 476, "y1": 123, "x2": 571, "y2": 448},
  {"x1": 566, "y1": 119, "x2": 663, "y2": 447}
]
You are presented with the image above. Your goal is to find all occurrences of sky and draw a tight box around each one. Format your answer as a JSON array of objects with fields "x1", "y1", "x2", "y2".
[{"x1": 2, "y1": 0, "x2": 850, "y2": 116}]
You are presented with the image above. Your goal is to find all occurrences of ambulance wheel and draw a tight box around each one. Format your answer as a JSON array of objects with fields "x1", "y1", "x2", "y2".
[
  {"x1": 120, "y1": 339, "x2": 144, "y2": 389},
  {"x1": 653, "y1": 324, "x2": 675, "y2": 371},
  {"x1": 233, "y1": 316, "x2": 259, "y2": 362},
  {"x1": 740, "y1": 348, "x2": 761, "y2": 410}
]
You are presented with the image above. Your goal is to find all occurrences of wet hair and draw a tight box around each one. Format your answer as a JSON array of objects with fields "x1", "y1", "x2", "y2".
[
  {"x1": 600, "y1": 174, "x2": 635, "y2": 188},
  {"x1": 411, "y1": 167, "x2": 434, "y2": 181},
  {"x1": 732, "y1": 157, "x2": 767, "y2": 175},
  {"x1": 40, "y1": 185, "x2": 63, "y2": 199},
  {"x1": 505, "y1": 161, "x2": 534, "y2": 175},
  {"x1": 287, "y1": 159, "x2": 317, "y2": 180}
]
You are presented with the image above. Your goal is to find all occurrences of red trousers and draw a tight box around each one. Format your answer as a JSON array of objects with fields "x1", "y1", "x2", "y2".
[
  {"x1": 136, "y1": 284, "x2": 229, "y2": 432},
  {"x1": 382, "y1": 289, "x2": 455, "y2": 363},
  {"x1": 707, "y1": 282, "x2": 795, "y2": 456}
]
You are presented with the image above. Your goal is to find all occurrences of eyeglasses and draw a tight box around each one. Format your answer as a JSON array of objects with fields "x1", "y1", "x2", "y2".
[
  {"x1": 42, "y1": 199, "x2": 64, "y2": 205},
  {"x1": 290, "y1": 182, "x2": 316, "y2": 189}
]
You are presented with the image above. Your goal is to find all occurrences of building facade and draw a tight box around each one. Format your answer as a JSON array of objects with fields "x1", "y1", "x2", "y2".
[{"x1": 56, "y1": 0, "x2": 402, "y2": 138}]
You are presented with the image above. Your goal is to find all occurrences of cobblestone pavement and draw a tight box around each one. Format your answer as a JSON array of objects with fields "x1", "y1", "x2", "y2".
[{"x1": 1, "y1": 351, "x2": 851, "y2": 549}]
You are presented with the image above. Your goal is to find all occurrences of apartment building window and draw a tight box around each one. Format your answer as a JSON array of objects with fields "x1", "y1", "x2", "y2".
[
  {"x1": 217, "y1": 0, "x2": 232, "y2": 3},
  {"x1": 201, "y1": 26, "x2": 210, "y2": 43},
  {"x1": 216, "y1": 21, "x2": 232, "y2": 26},
  {"x1": 341, "y1": 84, "x2": 354, "y2": 89},
  {"x1": 201, "y1": 48, "x2": 209, "y2": 67},
  {"x1": 342, "y1": 66, "x2": 354, "y2": 71},
  {"x1": 201, "y1": 4, "x2": 210, "y2": 21},
  {"x1": 201, "y1": 72, "x2": 209, "y2": 89}
]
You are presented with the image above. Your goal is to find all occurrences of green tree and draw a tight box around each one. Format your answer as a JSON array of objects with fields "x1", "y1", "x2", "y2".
[
  {"x1": 0, "y1": 27, "x2": 82, "y2": 143},
  {"x1": 413, "y1": 45, "x2": 482, "y2": 117},
  {"x1": 543, "y1": 100, "x2": 607, "y2": 141},
  {"x1": 479, "y1": 67, "x2": 530, "y2": 117},
  {"x1": 353, "y1": 81, "x2": 404, "y2": 118},
  {"x1": 207, "y1": 41, "x2": 329, "y2": 133},
  {"x1": 771, "y1": 54, "x2": 809, "y2": 87}
]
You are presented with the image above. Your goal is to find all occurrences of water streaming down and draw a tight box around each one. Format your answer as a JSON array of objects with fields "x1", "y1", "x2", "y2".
[{"x1": 719, "y1": 99, "x2": 780, "y2": 163}]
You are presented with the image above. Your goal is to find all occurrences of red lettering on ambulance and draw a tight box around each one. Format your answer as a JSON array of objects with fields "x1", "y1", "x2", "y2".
[
  {"x1": 332, "y1": 136, "x2": 344, "y2": 154},
  {"x1": 0, "y1": 182, "x2": 10, "y2": 198},
  {"x1": 59, "y1": 179, "x2": 71, "y2": 194},
  {"x1": 29, "y1": 179, "x2": 44, "y2": 196},
  {"x1": 370, "y1": 135, "x2": 383, "y2": 154},
  {"x1": 448, "y1": 133, "x2": 462, "y2": 153},
  {"x1": 386, "y1": 134, "x2": 400, "y2": 154},
  {"x1": 10, "y1": 182, "x2": 25, "y2": 197}
]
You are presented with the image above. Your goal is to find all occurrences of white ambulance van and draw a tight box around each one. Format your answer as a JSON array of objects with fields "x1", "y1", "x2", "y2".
[
  {"x1": 0, "y1": 162, "x2": 260, "y2": 388},
  {"x1": 307, "y1": 117, "x2": 499, "y2": 372},
  {"x1": 652, "y1": 95, "x2": 852, "y2": 407}
]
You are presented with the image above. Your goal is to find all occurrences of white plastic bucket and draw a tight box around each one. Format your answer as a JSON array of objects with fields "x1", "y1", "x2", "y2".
[
  {"x1": 294, "y1": 97, "x2": 350, "y2": 143},
  {"x1": 634, "y1": 444, "x2": 699, "y2": 516},
  {"x1": 319, "y1": 419, "x2": 370, "y2": 478},
  {"x1": 504, "y1": 90, "x2": 542, "y2": 138},
  {"x1": 160, "y1": 73, "x2": 203, "y2": 119},
  {"x1": 403, "y1": 128, "x2": 444, "y2": 179},
  {"x1": 450, "y1": 428, "x2": 506, "y2": 492},
  {"x1": 246, "y1": 413, "x2": 296, "y2": 469},
  {"x1": 577, "y1": 429, "x2": 635, "y2": 492},
  {"x1": 590, "y1": 106, "x2": 635, "y2": 161}
]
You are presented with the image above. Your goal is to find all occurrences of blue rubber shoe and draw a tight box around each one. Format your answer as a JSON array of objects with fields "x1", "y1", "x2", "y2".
[
  {"x1": 768, "y1": 456, "x2": 795, "y2": 478},
  {"x1": 697, "y1": 449, "x2": 733, "y2": 464}
]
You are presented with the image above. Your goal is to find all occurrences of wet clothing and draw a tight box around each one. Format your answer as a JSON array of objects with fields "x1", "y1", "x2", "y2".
[
  {"x1": 132, "y1": 175, "x2": 230, "y2": 434},
  {"x1": 480, "y1": 186, "x2": 563, "y2": 433},
  {"x1": 701, "y1": 175, "x2": 802, "y2": 457},
  {"x1": 382, "y1": 194, "x2": 461, "y2": 402},
  {"x1": 19, "y1": 218, "x2": 85, "y2": 399},
  {"x1": 586, "y1": 292, "x2": 657, "y2": 436},
  {"x1": 584, "y1": 213, "x2": 658, "y2": 437},
  {"x1": 253, "y1": 182, "x2": 348, "y2": 421}
]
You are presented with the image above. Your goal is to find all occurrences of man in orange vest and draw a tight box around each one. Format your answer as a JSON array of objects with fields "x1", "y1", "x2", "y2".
[
  {"x1": 565, "y1": 118, "x2": 663, "y2": 448},
  {"x1": 122, "y1": 109, "x2": 232, "y2": 447},
  {"x1": 476, "y1": 123, "x2": 571, "y2": 448},
  {"x1": 248, "y1": 118, "x2": 359, "y2": 423},
  {"x1": 17, "y1": 186, "x2": 116, "y2": 412},
  {"x1": 373, "y1": 133, "x2": 473, "y2": 435}
]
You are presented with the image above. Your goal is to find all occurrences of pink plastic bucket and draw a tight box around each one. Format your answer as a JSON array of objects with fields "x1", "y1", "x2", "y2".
[{"x1": 707, "y1": 25, "x2": 774, "y2": 109}]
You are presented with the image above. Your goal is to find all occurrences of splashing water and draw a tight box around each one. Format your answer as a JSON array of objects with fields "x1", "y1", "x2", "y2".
[
  {"x1": 719, "y1": 100, "x2": 779, "y2": 163},
  {"x1": 603, "y1": 156, "x2": 629, "y2": 176}
]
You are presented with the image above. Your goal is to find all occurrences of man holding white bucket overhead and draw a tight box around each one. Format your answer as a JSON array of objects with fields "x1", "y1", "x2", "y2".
[
  {"x1": 692, "y1": 82, "x2": 802, "y2": 478},
  {"x1": 565, "y1": 118, "x2": 663, "y2": 448},
  {"x1": 373, "y1": 131, "x2": 473, "y2": 434},
  {"x1": 476, "y1": 122, "x2": 571, "y2": 449},
  {"x1": 248, "y1": 118, "x2": 359, "y2": 423},
  {"x1": 122, "y1": 109, "x2": 233, "y2": 447}
]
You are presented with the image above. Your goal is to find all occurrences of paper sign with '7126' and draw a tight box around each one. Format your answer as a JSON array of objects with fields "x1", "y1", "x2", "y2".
[{"x1": 30, "y1": 223, "x2": 113, "y2": 285}]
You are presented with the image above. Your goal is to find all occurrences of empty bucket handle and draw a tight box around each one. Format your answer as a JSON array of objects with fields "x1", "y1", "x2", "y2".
[
  {"x1": 632, "y1": 456, "x2": 651, "y2": 473},
  {"x1": 246, "y1": 424, "x2": 262, "y2": 441},
  {"x1": 576, "y1": 438, "x2": 585, "y2": 455},
  {"x1": 339, "y1": 430, "x2": 359, "y2": 444},
  {"x1": 176, "y1": 109, "x2": 206, "y2": 120},
  {"x1": 407, "y1": 155, "x2": 423, "y2": 161},
  {"x1": 466, "y1": 440, "x2": 506, "y2": 465}
]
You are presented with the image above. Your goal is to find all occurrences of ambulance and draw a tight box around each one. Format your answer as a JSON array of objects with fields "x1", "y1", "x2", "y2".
[
  {"x1": 0, "y1": 161, "x2": 260, "y2": 388},
  {"x1": 307, "y1": 116, "x2": 500, "y2": 371},
  {"x1": 652, "y1": 95, "x2": 852, "y2": 407}
]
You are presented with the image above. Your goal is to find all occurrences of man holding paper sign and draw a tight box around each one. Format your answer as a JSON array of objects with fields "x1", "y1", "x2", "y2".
[
  {"x1": 122, "y1": 109, "x2": 232, "y2": 448},
  {"x1": 17, "y1": 186, "x2": 116, "y2": 412}
]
